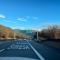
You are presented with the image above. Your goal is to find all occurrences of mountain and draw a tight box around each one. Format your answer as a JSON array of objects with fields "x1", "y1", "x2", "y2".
[
  {"x1": 0, "y1": 25, "x2": 14, "y2": 39},
  {"x1": 0, "y1": 25, "x2": 31, "y2": 39}
]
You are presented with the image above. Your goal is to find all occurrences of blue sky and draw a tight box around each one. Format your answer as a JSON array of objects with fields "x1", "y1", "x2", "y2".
[{"x1": 0, "y1": 0, "x2": 60, "y2": 30}]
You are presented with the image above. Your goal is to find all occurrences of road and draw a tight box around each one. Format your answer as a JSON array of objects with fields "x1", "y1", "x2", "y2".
[{"x1": 0, "y1": 39, "x2": 60, "y2": 60}]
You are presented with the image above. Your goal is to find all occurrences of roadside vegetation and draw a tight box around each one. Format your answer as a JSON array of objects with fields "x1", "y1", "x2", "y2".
[
  {"x1": 38, "y1": 25, "x2": 60, "y2": 41},
  {"x1": 37, "y1": 25, "x2": 60, "y2": 49}
]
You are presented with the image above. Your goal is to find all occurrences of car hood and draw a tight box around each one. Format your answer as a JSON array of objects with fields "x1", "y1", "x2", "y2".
[{"x1": 0, "y1": 57, "x2": 38, "y2": 60}]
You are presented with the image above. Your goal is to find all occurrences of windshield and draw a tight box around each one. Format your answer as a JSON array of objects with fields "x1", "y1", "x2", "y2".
[{"x1": 0, "y1": 0, "x2": 60, "y2": 60}]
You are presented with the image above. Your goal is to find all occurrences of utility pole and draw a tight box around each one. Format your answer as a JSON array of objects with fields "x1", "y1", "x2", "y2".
[{"x1": 37, "y1": 31, "x2": 38, "y2": 41}]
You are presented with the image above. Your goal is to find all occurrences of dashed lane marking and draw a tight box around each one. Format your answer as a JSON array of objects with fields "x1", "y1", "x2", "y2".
[{"x1": 0, "y1": 49, "x2": 5, "y2": 53}]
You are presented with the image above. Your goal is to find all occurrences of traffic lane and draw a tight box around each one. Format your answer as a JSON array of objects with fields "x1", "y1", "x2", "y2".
[
  {"x1": 0, "y1": 40, "x2": 39, "y2": 60},
  {"x1": 29, "y1": 40, "x2": 60, "y2": 60},
  {"x1": 27, "y1": 40, "x2": 45, "y2": 60},
  {"x1": 0, "y1": 40, "x2": 26, "y2": 49},
  {"x1": 0, "y1": 40, "x2": 13, "y2": 50},
  {"x1": 0, "y1": 40, "x2": 11, "y2": 45},
  {"x1": 0, "y1": 41, "x2": 7, "y2": 44},
  {"x1": 14, "y1": 40, "x2": 29, "y2": 44}
]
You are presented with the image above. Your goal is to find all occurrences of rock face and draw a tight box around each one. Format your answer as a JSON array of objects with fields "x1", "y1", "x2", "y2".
[
  {"x1": 0, "y1": 25, "x2": 31, "y2": 39},
  {"x1": 0, "y1": 25, "x2": 14, "y2": 39}
]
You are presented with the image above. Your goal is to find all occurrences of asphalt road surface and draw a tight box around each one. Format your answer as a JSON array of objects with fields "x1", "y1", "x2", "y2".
[{"x1": 0, "y1": 39, "x2": 60, "y2": 60}]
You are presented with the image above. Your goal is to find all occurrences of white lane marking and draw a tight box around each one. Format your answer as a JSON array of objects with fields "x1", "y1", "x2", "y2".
[
  {"x1": 27, "y1": 40, "x2": 45, "y2": 60},
  {"x1": 7, "y1": 44, "x2": 30, "y2": 50},
  {"x1": 16, "y1": 43, "x2": 28, "y2": 45},
  {"x1": 0, "y1": 49, "x2": 5, "y2": 52}
]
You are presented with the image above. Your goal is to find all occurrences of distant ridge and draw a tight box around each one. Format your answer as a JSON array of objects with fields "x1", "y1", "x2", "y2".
[{"x1": 0, "y1": 25, "x2": 31, "y2": 39}]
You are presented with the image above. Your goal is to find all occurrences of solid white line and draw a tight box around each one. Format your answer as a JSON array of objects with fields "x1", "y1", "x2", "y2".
[
  {"x1": 0, "y1": 49, "x2": 5, "y2": 52},
  {"x1": 27, "y1": 40, "x2": 45, "y2": 60}
]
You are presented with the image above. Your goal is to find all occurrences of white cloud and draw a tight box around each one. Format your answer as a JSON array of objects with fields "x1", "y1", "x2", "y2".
[
  {"x1": 0, "y1": 14, "x2": 6, "y2": 18},
  {"x1": 17, "y1": 18, "x2": 26, "y2": 22}
]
